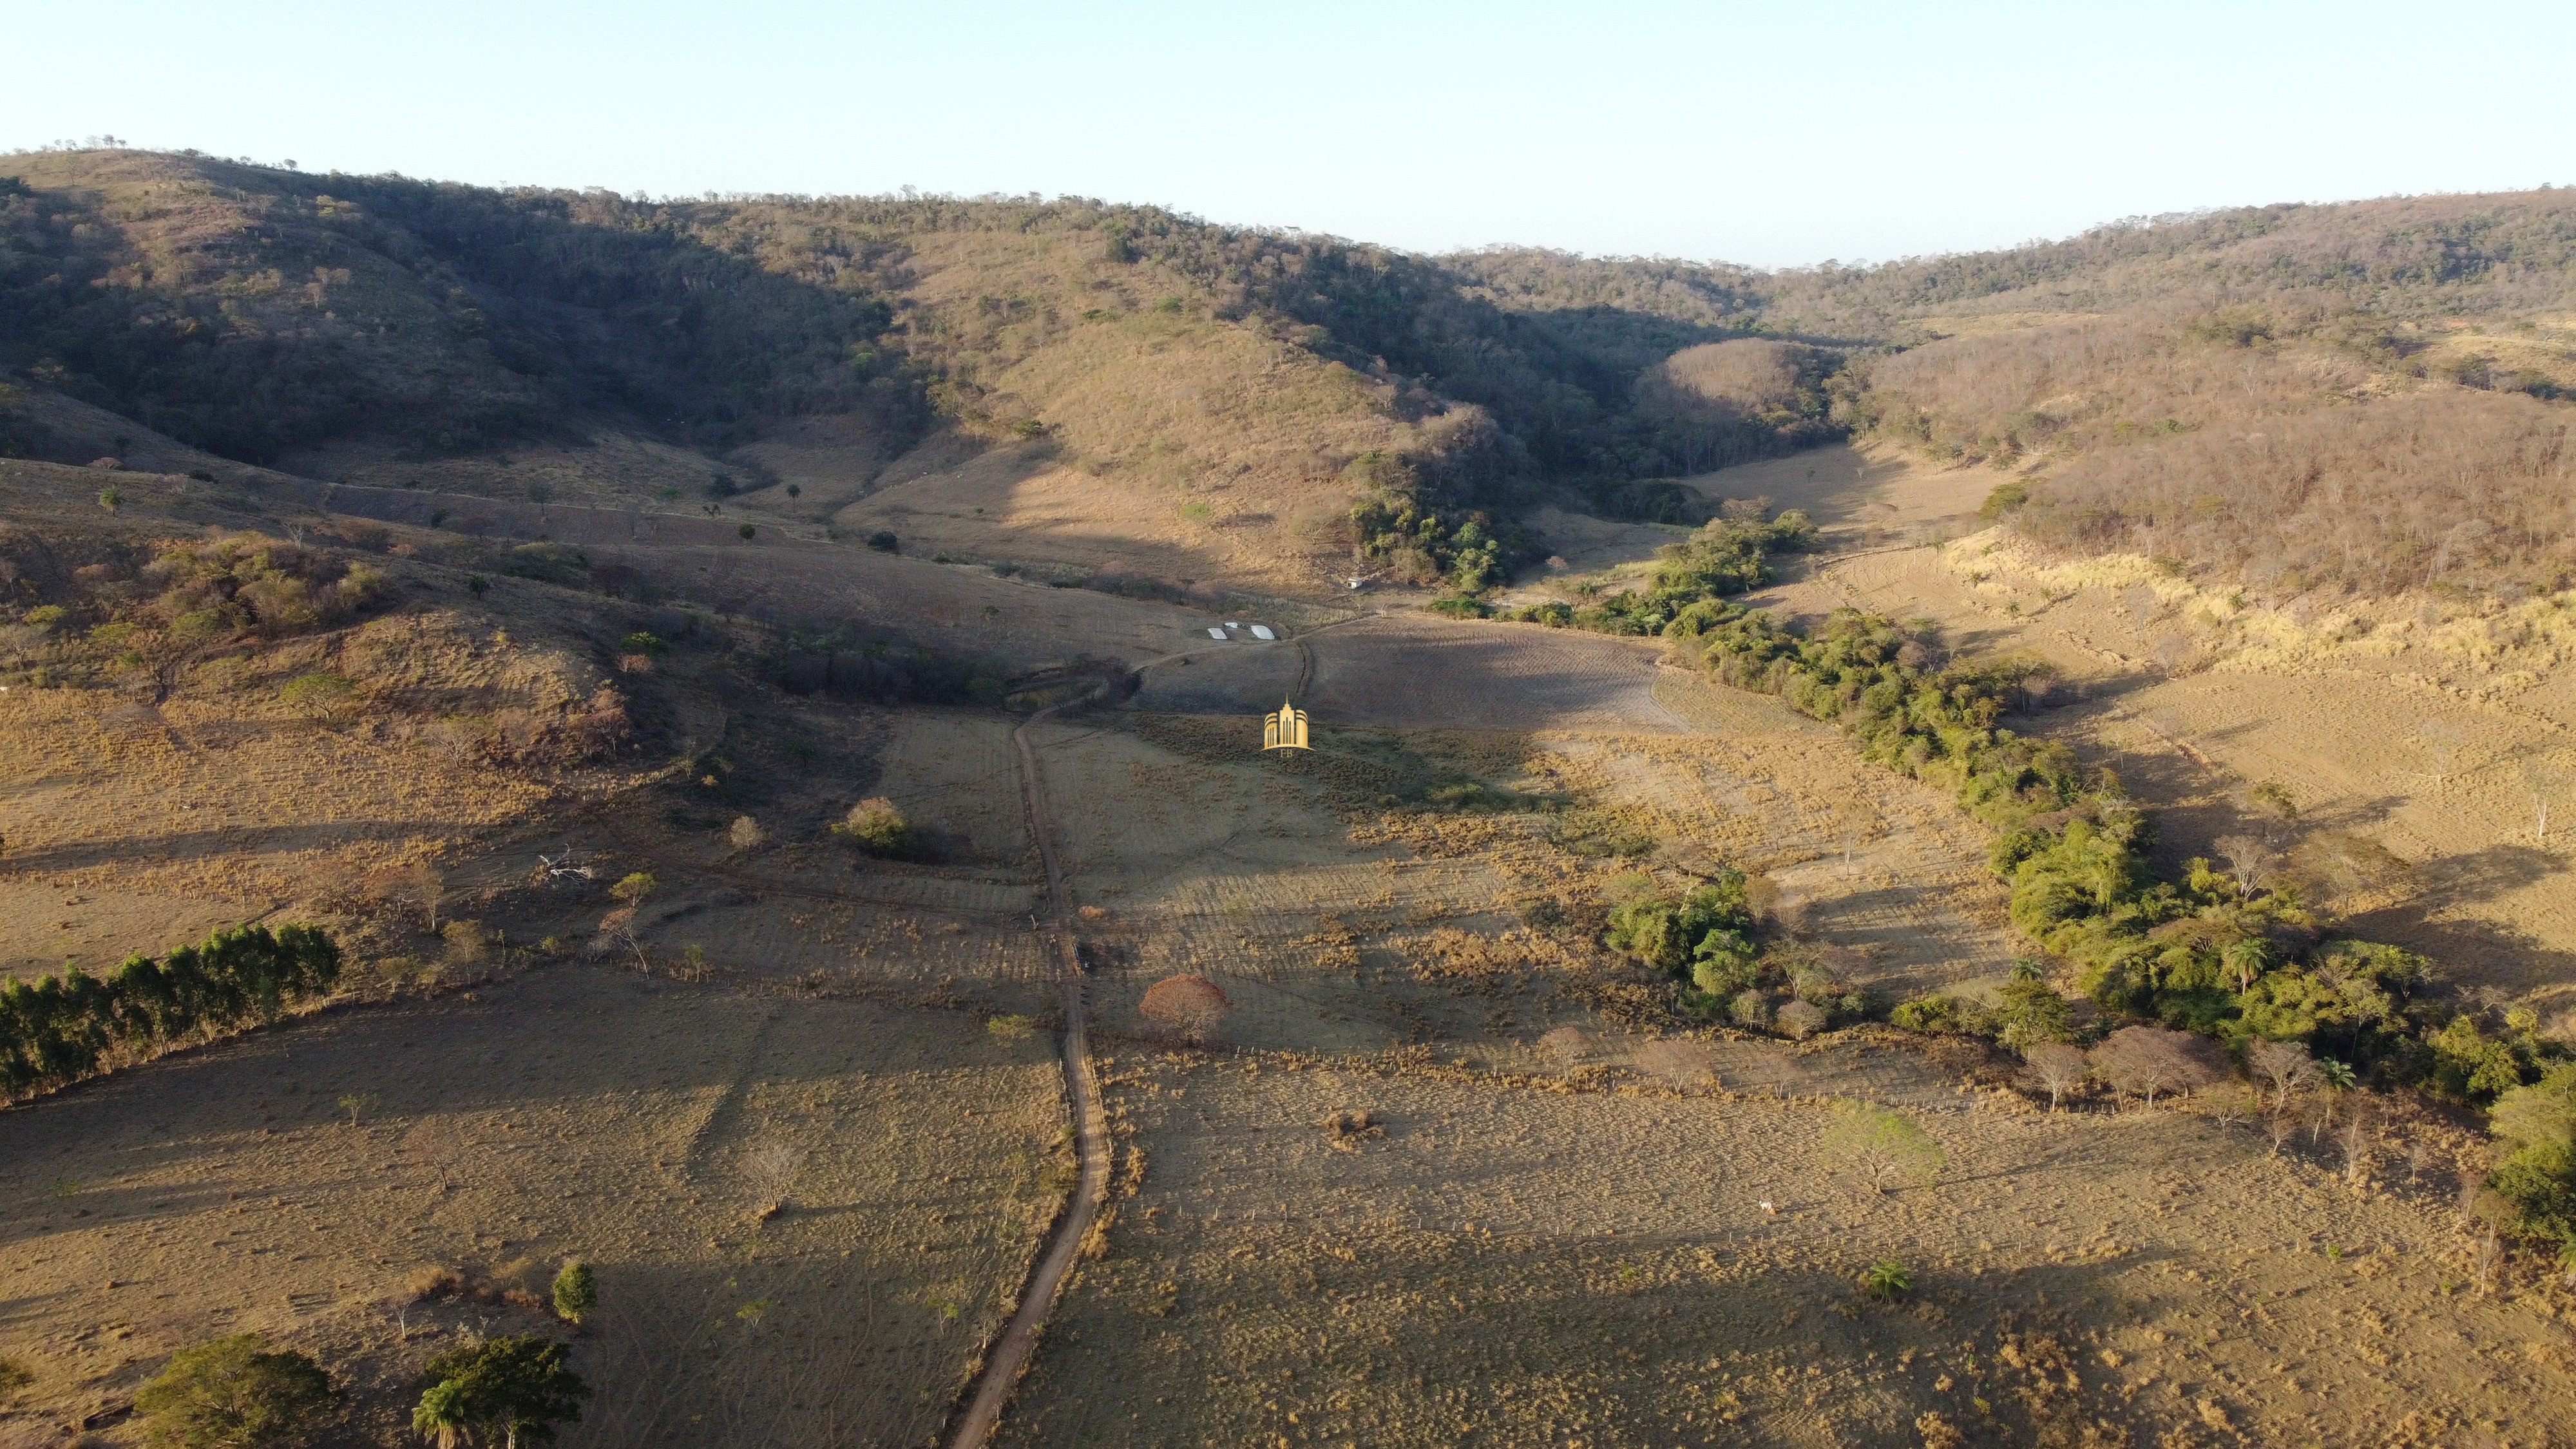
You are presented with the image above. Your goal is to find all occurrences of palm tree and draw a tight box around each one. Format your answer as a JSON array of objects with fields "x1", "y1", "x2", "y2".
[
  {"x1": 412, "y1": 1379, "x2": 470, "y2": 1449},
  {"x1": 2223, "y1": 938, "x2": 2271, "y2": 994},
  {"x1": 2313, "y1": 1057, "x2": 2358, "y2": 1143},
  {"x1": 414, "y1": 1336, "x2": 587, "y2": 1449}
]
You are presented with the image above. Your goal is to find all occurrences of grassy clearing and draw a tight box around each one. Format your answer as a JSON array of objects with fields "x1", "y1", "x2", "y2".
[
  {"x1": 1006, "y1": 1050, "x2": 2571, "y2": 1448},
  {"x1": 0, "y1": 967, "x2": 1065, "y2": 1447}
]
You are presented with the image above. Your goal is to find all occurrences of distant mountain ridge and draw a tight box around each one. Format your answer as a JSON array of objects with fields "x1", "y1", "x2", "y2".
[{"x1": 4, "y1": 147, "x2": 2573, "y2": 602}]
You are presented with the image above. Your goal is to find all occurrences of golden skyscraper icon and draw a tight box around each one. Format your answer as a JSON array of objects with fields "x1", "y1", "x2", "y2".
[{"x1": 1263, "y1": 698, "x2": 1310, "y2": 752}]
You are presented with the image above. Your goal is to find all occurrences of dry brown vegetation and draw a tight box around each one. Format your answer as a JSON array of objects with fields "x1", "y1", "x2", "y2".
[
  {"x1": 1813, "y1": 190, "x2": 2576, "y2": 603},
  {"x1": 1002, "y1": 1050, "x2": 2573, "y2": 1448},
  {"x1": 1855, "y1": 311, "x2": 2576, "y2": 599},
  {"x1": 14, "y1": 153, "x2": 2576, "y2": 1449}
]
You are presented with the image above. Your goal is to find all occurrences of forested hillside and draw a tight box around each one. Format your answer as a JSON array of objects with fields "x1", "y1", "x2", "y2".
[
  {"x1": 0, "y1": 151, "x2": 1824, "y2": 497},
  {"x1": 5, "y1": 147, "x2": 2575, "y2": 603}
]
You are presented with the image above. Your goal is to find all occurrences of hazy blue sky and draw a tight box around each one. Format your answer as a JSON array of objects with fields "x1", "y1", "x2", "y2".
[{"x1": 6, "y1": 1, "x2": 2571, "y2": 267}]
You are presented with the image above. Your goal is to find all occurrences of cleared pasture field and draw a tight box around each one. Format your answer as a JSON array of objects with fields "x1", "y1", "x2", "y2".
[
  {"x1": 1302, "y1": 615, "x2": 1678, "y2": 734},
  {"x1": 0, "y1": 966, "x2": 1066, "y2": 1448},
  {"x1": 1001, "y1": 1050, "x2": 2571, "y2": 1449}
]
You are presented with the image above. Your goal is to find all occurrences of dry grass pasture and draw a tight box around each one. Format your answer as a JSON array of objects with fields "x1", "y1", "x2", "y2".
[
  {"x1": 1001, "y1": 1051, "x2": 2572, "y2": 1449},
  {"x1": 0, "y1": 967, "x2": 1067, "y2": 1448}
]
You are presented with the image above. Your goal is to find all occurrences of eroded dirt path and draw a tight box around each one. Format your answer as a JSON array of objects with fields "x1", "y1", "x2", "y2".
[{"x1": 942, "y1": 701, "x2": 1112, "y2": 1449}]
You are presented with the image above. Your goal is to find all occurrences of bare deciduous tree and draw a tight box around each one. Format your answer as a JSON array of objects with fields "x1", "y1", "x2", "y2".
[
  {"x1": 2407, "y1": 1132, "x2": 2436, "y2": 1187},
  {"x1": 2213, "y1": 834, "x2": 2275, "y2": 896},
  {"x1": 2266, "y1": 1108, "x2": 2299, "y2": 1159},
  {"x1": 2247, "y1": 1039, "x2": 2319, "y2": 1113},
  {"x1": 2421, "y1": 723, "x2": 2466, "y2": 792},
  {"x1": 2089, "y1": 1025, "x2": 2226, "y2": 1109},
  {"x1": 2024, "y1": 1044, "x2": 2088, "y2": 1113},
  {"x1": 2340, "y1": 1104, "x2": 2378, "y2": 1188},
  {"x1": 2206, "y1": 1082, "x2": 2260, "y2": 1128},
  {"x1": 591, "y1": 907, "x2": 647, "y2": 973},
  {"x1": 369, "y1": 861, "x2": 446, "y2": 932},
  {"x1": 2522, "y1": 757, "x2": 2570, "y2": 845},
  {"x1": 1775, "y1": 999, "x2": 1828, "y2": 1039},
  {"x1": 743, "y1": 1141, "x2": 805, "y2": 1219}
]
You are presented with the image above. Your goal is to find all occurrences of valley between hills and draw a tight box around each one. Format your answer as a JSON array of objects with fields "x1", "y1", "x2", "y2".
[{"x1": 4, "y1": 148, "x2": 2576, "y2": 1447}]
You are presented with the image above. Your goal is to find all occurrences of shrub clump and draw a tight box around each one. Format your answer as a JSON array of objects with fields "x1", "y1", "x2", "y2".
[
  {"x1": 830, "y1": 797, "x2": 911, "y2": 855},
  {"x1": 134, "y1": 1334, "x2": 338, "y2": 1448},
  {"x1": 1140, "y1": 974, "x2": 1230, "y2": 1044},
  {"x1": 1501, "y1": 511, "x2": 1815, "y2": 634},
  {"x1": 1604, "y1": 869, "x2": 1757, "y2": 994},
  {"x1": 551, "y1": 1261, "x2": 596, "y2": 1325}
]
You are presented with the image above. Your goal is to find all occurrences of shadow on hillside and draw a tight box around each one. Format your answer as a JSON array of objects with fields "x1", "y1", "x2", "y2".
[{"x1": 2342, "y1": 842, "x2": 2576, "y2": 996}]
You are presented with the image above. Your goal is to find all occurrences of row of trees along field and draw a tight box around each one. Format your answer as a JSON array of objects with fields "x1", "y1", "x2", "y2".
[
  {"x1": 0, "y1": 923, "x2": 339, "y2": 1098},
  {"x1": 1665, "y1": 598, "x2": 2576, "y2": 1244},
  {"x1": 1503, "y1": 505, "x2": 2576, "y2": 1244}
]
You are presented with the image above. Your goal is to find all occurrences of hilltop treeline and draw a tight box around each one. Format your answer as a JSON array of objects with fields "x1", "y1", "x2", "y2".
[
  {"x1": 0, "y1": 153, "x2": 924, "y2": 461},
  {"x1": 1, "y1": 924, "x2": 340, "y2": 1098},
  {"x1": 1759, "y1": 191, "x2": 2576, "y2": 335}
]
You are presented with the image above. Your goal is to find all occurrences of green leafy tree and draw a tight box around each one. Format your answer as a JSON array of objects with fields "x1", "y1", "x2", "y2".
[
  {"x1": 134, "y1": 1334, "x2": 338, "y2": 1448},
  {"x1": 2486, "y1": 1063, "x2": 2576, "y2": 1242},
  {"x1": 551, "y1": 1261, "x2": 596, "y2": 1325},
  {"x1": 412, "y1": 1336, "x2": 588, "y2": 1449},
  {"x1": 1820, "y1": 1099, "x2": 1945, "y2": 1193},
  {"x1": 1994, "y1": 960, "x2": 2074, "y2": 1048}
]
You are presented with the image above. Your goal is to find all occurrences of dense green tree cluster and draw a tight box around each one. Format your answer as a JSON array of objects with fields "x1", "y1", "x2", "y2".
[
  {"x1": 134, "y1": 1334, "x2": 338, "y2": 1448},
  {"x1": 1349, "y1": 484, "x2": 1507, "y2": 594},
  {"x1": 0, "y1": 924, "x2": 339, "y2": 1097},
  {"x1": 1674, "y1": 604, "x2": 2081, "y2": 826},
  {"x1": 2488, "y1": 1065, "x2": 2576, "y2": 1244},
  {"x1": 1500, "y1": 512, "x2": 1813, "y2": 632},
  {"x1": 1679, "y1": 603, "x2": 2562, "y2": 1082},
  {"x1": 413, "y1": 1336, "x2": 587, "y2": 1449},
  {"x1": 1605, "y1": 869, "x2": 1758, "y2": 994},
  {"x1": 1599, "y1": 869, "x2": 1867, "y2": 1029}
]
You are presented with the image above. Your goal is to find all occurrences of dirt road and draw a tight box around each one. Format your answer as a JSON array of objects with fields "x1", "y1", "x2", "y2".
[{"x1": 942, "y1": 697, "x2": 1113, "y2": 1449}]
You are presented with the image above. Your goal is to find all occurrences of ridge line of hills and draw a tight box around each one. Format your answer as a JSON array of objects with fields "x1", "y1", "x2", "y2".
[{"x1": 1, "y1": 147, "x2": 2572, "y2": 607}]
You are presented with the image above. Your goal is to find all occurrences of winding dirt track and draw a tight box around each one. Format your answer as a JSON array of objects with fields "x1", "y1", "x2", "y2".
[{"x1": 941, "y1": 698, "x2": 1111, "y2": 1449}]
